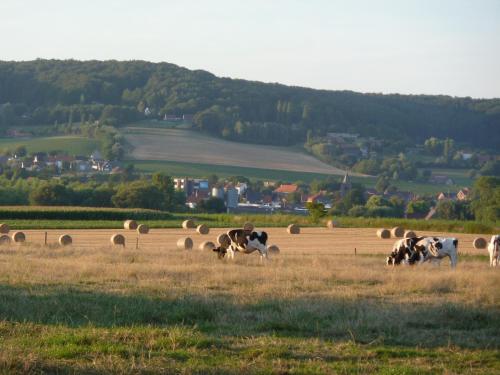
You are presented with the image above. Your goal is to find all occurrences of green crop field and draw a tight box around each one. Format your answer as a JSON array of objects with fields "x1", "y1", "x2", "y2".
[{"x1": 0, "y1": 136, "x2": 99, "y2": 155}]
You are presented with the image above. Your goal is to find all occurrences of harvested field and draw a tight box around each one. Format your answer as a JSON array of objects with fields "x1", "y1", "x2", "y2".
[
  {"x1": 5, "y1": 227, "x2": 488, "y2": 255},
  {"x1": 0, "y1": 228, "x2": 498, "y2": 373},
  {"x1": 125, "y1": 127, "x2": 357, "y2": 176}
]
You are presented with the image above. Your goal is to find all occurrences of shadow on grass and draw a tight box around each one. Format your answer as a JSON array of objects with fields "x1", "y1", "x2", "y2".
[{"x1": 0, "y1": 283, "x2": 498, "y2": 350}]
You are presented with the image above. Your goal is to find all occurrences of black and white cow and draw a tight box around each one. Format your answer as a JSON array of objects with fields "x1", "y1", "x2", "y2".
[
  {"x1": 412, "y1": 237, "x2": 459, "y2": 268},
  {"x1": 386, "y1": 237, "x2": 424, "y2": 266},
  {"x1": 487, "y1": 235, "x2": 499, "y2": 267},
  {"x1": 213, "y1": 229, "x2": 269, "y2": 260}
]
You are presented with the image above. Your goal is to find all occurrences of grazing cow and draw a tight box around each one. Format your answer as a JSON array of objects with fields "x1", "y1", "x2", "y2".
[
  {"x1": 213, "y1": 229, "x2": 269, "y2": 261},
  {"x1": 487, "y1": 235, "x2": 499, "y2": 267},
  {"x1": 386, "y1": 237, "x2": 424, "y2": 266},
  {"x1": 412, "y1": 237, "x2": 459, "y2": 268}
]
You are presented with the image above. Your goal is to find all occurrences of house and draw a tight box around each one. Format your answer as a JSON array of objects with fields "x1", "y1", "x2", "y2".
[
  {"x1": 245, "y1": 190, "x2": 263, "y2": 204},
  {"x1": 306, "y1": 191, "x2": 331, "y2": 205},
  {"x1": 437, "y1": 192, "x2": 454, "y2": 201},
  {"x1": 236, "y1": 182, "x2": 248, "y2": 195},
  {"x1": 456, "y1": 188, "x2": 471, "y2": 201}
]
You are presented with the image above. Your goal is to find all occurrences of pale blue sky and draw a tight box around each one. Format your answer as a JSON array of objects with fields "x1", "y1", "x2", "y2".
[{"x1": 1, "y1": 0, "x2": 499, "y2": 98}]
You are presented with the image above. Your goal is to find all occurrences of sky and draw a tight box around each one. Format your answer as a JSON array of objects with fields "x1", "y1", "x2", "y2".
[{"x1": 1, "y1": 0, "x2": 499, "y2": 98}]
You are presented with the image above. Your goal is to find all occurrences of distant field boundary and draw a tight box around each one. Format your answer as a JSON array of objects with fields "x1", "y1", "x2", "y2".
[{"x1": 0, "y1": 207, "x2": 497, "y2": 234}]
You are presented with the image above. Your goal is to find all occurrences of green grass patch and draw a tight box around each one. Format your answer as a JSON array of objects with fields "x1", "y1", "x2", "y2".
[
  {"x1": 0, "y1": 208, "x2": 498, "y2": 233},
  {"x1": 0, "y1": 136, "x2": 98, "y2": 155}
]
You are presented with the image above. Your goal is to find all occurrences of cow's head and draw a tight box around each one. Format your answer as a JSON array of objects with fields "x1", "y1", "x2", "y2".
[{"x1": 429, "y1": 238, "x2": 443, "y2": 254}]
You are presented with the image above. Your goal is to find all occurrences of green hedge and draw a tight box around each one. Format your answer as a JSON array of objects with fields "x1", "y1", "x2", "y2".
[{"x1": 0, "y1": 206, "x2": 172, "y2": 221}]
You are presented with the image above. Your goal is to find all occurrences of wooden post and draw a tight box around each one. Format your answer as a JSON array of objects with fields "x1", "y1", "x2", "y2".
[
  {"x1": 354, "y1": 247, "x2": 357, "y2": 256},
  {"x1": 136, "y1": 236, "x2": 139, "y2": 250},
  {"x1": 44, "y1": 231, "x2": 47, "y2": 246}
]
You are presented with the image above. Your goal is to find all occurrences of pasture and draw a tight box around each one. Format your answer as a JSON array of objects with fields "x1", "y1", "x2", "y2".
[
  {"x1": 0, "y1": 136, "x2": 98, "y2": 155},
  {"x1": 0, "y1": 227, "x2": 498, "y2": 373}
]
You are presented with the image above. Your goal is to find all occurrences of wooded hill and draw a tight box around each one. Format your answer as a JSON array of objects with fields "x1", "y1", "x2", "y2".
[{"x1": 1, "y1": 59, "x2": 499, "y2": 148}]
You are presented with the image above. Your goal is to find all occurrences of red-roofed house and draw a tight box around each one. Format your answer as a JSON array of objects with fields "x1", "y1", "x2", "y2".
[{"x1": 274, "y1": 184, "x2": 298, "y2": 194}]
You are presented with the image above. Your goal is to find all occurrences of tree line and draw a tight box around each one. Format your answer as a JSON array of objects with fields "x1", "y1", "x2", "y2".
[{"x1": 1, "y1": 60, "x2": 499, "y2": 148}]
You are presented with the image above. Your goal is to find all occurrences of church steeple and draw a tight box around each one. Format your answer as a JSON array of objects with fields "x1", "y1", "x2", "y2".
[{"x1": 340, "y1": 170, "x2": 352, "y2": 197}]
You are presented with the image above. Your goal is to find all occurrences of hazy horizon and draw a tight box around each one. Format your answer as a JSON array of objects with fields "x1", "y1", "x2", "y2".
[{"x1": 1, "y1": 0, "x2": 499, "y2": 99}]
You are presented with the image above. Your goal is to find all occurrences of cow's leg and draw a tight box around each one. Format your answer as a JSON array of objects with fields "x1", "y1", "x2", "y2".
[
  {"x1": 227, "y1": 246, "x2": 235, "y2": 260},
  {"x1": 449, "y1": 252, "x2": 457, "y2": 268}
]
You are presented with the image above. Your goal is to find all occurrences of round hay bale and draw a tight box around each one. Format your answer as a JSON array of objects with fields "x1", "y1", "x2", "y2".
[
  {"x1": 473, "y1": 237, "x2": 487, "y2": 250},
  {"x1": 199, "y1": 241, "x2": 216, "y2": 251},
  {"x1": 177, "y1": 237, "x2": 193, "y2": 250},
  {"x1": 124, "y1": 220, "x2": 138, "y2": 230},
  {"x1": 326, "y1": 220, "x2": 339, "y2": 229},
  {"x1": 404, "y1": 230, "x2": 417, "y2": 238},
  {"x1": 0, "y1": 223, "x2": 10, "y2": 234},
  {"x1": 243, "y1": 222, "x2": 254, "y2": 232},
  {"x1": 11, "y1": 231, "x2": 25, "y2": 243},
  {"x1": 0, "y1": 234, "x2": 11, "y2": 245},
  {"x1": 136, "y1": 224, "x2": 149, "y2": 234},
  {"x1": 196, "y1": 224, "x2": 209, "y2": 235},
  {"x1": 110, "y1": 234, "x2": 125, "y2": 246},
  {"x1": 287, "y1": 224, "x2": 300, "y2": 234},
  {"x1": 182, "y1": 219, "x2": 196, "y2": 229},
  {"x1": 376, "y1": 229, "x2": 391, "y2": 239},
  {"x1": 217, "y1": 233, "x2": 231, "y2": 247},
  {"x1": 268, "y1": 245, "x2": 280, "y2": 254},
  {"x1": 58, "y1": 234, "x2": 72, "y2": 246},
  {"x1": 390, "y1": 226, "x2": 404, "y2": 238}
]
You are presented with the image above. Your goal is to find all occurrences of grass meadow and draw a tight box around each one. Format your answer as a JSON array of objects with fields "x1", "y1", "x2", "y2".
[
  {"x1": 0, "y1": 136, "x2": 99, "y2": 156},
  {"x1": 0, "y1": 227, "x2": 498, "y2": 373}
]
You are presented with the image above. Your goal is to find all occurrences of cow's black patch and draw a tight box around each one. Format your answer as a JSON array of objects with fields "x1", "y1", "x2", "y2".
[
  {"x1": 250, "y1": 231, "x2": 268, "y2": 245},
  {"x1": 453, "y1": 239, "x2": 458, "y2": 248}
]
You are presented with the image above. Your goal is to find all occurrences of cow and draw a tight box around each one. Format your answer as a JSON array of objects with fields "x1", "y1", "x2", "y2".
[
  {"x1": 386, "y1": 237, "x2": 425, "y2": 266},
  {"x1": 412, "y1": 237, "x2": 459, "y2": 268},
  {"x1": 213, "y1": 229, "x2": 269, "y2": 261},
  {"x1": 487, "y1": 235, "x2": 499, "y2": 267}
]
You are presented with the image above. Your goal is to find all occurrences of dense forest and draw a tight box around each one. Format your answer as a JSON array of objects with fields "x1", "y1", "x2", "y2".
[{"x1": 0, "y1": 59, "x2": 499, "y2": 148}]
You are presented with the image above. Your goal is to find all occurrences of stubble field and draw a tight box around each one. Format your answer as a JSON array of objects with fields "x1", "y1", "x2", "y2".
[
  {"x1": 124, "y1": 127, "x2": 353, "y2": 176},
  {"x1": 0, "y1": 228, "x2": 498, "y2": 374}
]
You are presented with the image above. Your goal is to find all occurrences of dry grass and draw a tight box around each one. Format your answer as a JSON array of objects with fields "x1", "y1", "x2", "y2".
[{"x1": 0, "y1": 228, "x2": 498, "y2": 373}]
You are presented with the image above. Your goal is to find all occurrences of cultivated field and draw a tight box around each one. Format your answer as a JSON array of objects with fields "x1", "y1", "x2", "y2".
[
  {"x1": 124, "y1": 127, "x2": 354, "y2": 176},
  {"x1": 0, "y1": 228, "x2": 499, "y2": 373}
]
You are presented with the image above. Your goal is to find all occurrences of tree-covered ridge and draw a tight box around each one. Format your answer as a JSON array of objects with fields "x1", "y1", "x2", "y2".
[{"x1": 1, "y1": 59, "x2": 499, "y2": 147}]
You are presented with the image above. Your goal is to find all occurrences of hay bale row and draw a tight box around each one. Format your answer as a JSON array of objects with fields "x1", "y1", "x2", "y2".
[
  {"x1": 404, "y1": 230, "x2": 417, "y2": 238},
  {"x1": 473, "y1": 237, "x2": 487, "y2": 249},
  {"x1": 287, "y1": 224, "x2": 300, "y2": 235},
  {"x1": 12, "y1": 231, "x2": 25, "y2": 243},
  {"x1": 196, "y1": 224, "x2": 209, "y2": 235},
  {"x1": 268, "y1": 245, "x2": 280, "y2": 254},
  {"x1": 377, "y1": 229, "x2": 391, "y2": 239},
  {"x1": 243, "y1": 222, "x2": 254, "y2": 232},
  {"x1": 111, "y1": 234, "x2": 125, "y2": 246},
  {"x1": 199, "y1": 241, "x2": 216, "y2": 251},
  {"x1": 137, "y1": 224, "x2": 149, "y2": 234},
  {"x1": 217, "y1": 233, "x2": 231, "y2": 247},
  {"x1": 326, "y1": 220, "x2": 339, "y2": 229},
  {"x1": 59, "y1": 234, "x2": 72, "y2": 246},
  {"x1": 390, "y1": 226, "x2": 404, "y2": 238},
  {"x1": 0, "y1": 223, "x2": 9, "y2": 234},
  {"x1": 182, "y1": 219, "x2": 196, "y2": 229},
  {"x1": 124, "y1": 220, "x2": 138, "y2": 230},
  {"x1": 177, "y1": 237, "x2": 193, "y2": 250},
  {"x1": 0, "y1": 235, "x2": 10, "y2": 244}
]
